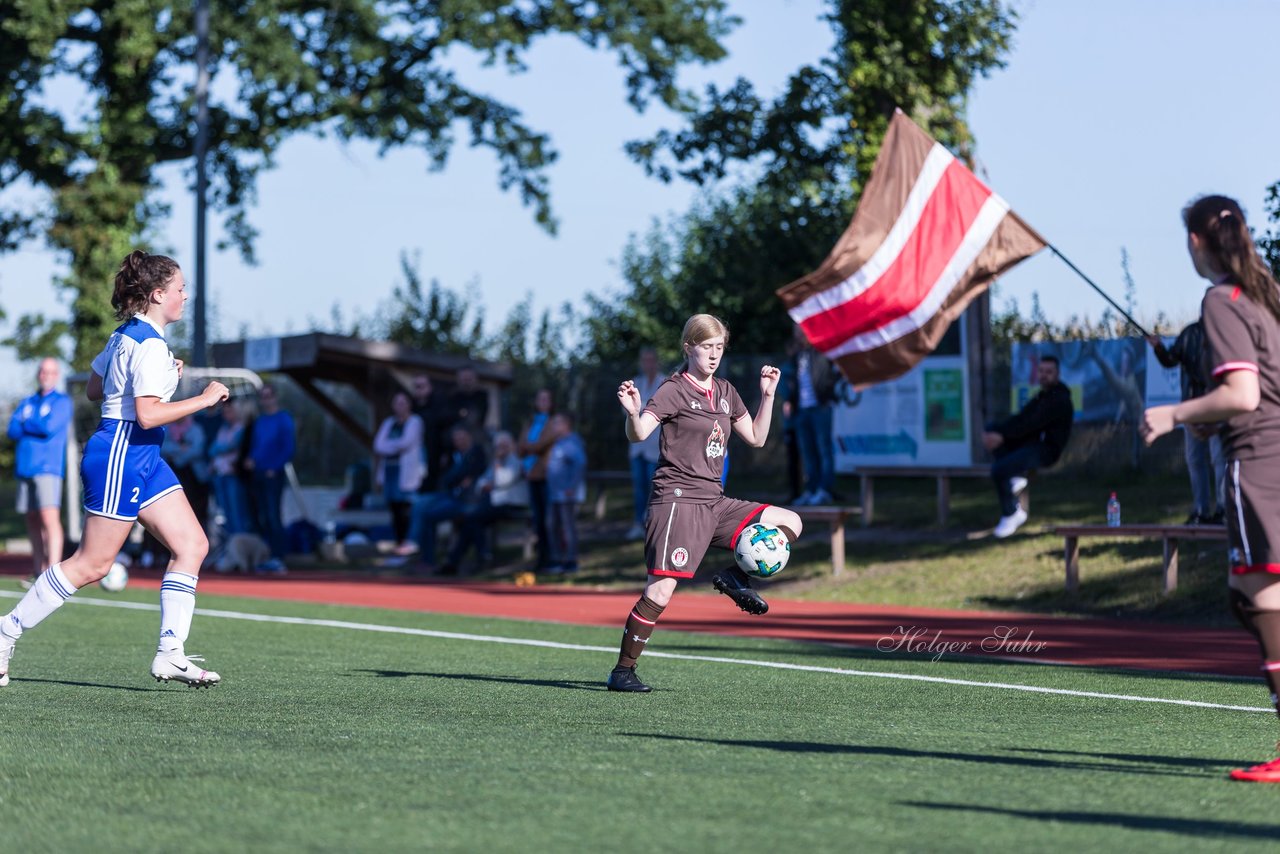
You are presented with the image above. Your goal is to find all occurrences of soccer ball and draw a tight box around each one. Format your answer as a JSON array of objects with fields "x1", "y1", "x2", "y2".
[
  {"x1": 100, "y1": 561, "x2": 129, "y2": 593},
  {"x1": 733, "y1": 523, "x2": 790, "y2": 579}
]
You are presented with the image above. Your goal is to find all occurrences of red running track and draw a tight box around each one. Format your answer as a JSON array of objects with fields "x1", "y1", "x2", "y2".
[{"x1": 9, "y1": 565, "x2": 1251, "y2": 679}]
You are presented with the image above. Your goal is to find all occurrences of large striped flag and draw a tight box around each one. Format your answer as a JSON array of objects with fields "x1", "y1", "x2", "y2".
[{"x1": 778, "y1": 109, "x2": 1046, "y2": 385}]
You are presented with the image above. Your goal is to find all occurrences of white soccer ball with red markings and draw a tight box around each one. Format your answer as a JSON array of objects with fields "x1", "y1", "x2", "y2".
[
  {"x1": 733, "y1": 523, "x2": 790, "y2": 579},
  {"x1": 99, "y1": 561, "x2": 129, "y2": 593}
]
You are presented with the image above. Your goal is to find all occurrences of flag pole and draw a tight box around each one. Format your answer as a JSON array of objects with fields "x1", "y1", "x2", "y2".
[{"x1": 1047, "y1": 245, "x2": 1151, "y2": 338}]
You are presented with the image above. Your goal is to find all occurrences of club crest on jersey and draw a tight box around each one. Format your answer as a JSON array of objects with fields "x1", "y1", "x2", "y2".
[
  {"x1": 705, "y1": 420, "x2": 726, "y2": 459},
  {"x1": 670, "y1": 548, "x2": 689, "y2": 568},
  {"x1": 719, "y1": 399, "x2": 729, "y2": 414}
]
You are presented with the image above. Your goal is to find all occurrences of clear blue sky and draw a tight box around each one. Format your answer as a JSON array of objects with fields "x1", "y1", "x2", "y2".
[{"x1": 1, "y1": 0, "x2": 1278, "y2": 395}]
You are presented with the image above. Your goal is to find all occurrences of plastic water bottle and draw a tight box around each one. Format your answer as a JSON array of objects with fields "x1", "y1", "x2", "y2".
[{"x1": 1106, "y1": 492, "x2": 1121, "y2": 527}]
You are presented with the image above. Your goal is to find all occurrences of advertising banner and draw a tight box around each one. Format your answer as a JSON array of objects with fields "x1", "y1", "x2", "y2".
[
  {"x1": 1010, "y1": 338, "x2": 1180, "y2": 423},
  {"x1": 833, "y1": 326, "x2": 972, "y2": 471}
]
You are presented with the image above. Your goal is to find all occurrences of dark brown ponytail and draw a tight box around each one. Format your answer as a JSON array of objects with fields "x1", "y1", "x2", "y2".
[
  {"x1": 1182, "y1": 195, "x2": 1280, "y2": 323},
  {"x1": 112, "y1": 250, "x2": 180, "y2": 320}
]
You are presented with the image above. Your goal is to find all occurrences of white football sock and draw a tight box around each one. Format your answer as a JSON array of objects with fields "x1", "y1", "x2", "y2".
[
  {"x1": 157, "y1": 571, "x2": 199, "y2": 654},
  {"x1": 3, "y1": 564, "x2": 78, "y2": 639}
]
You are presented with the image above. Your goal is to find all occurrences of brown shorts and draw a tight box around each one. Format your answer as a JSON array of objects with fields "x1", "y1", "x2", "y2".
[
  {"x1": 645, "y1": 496, "x2": 769, "y2": 579},
  {"x1": 1225, "y1": 458, "x2": 1280, "y2": 575}
]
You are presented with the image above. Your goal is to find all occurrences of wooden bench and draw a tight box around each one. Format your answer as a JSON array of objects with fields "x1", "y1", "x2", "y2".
[
  {"x1": 855, "y1": 466, "x2": 994, "y2": 527},
  {"x1": 790, "y1": 505, "x2": 862, "y2": 576},
  {"x1": 1053, "y1": 524, "x2": 1228, "y2": 594}
]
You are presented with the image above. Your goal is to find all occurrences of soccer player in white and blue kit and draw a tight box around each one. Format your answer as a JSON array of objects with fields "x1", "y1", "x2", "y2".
[{"x1": 0, "y1": 251, "x2": 229, "y2": 688}]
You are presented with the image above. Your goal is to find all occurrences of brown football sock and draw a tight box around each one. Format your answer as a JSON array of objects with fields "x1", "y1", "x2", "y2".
[
  {"x1": 1229, "y1": 590, "x2": 1262, "y2": 642},
  {"x1": 1231, "y1": 591, "x2": 1280, "y2": 719},
  {"x1": 778, "y1": 525, "x2": 798, "y2": 544},
  {"x1": 616, "y1": 595, "x2": 665, "y2": 669},
  {"x1": 1252, "y1": 609, "x2": 1280, "y2": 719}
]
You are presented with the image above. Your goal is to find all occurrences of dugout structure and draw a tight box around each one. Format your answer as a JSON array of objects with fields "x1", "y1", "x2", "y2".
[{"x1": 211, "y1": 332, "x2": 513, "y2": 448}]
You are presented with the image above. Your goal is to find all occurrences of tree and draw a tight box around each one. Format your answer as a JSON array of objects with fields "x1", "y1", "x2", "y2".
[
  {"x1": 583, "y1": 181, "x2": 852, "y2": 363},
  {"x1": 0, "y1": 0, "x2": 736, "y2": 366},
  {"x1": 1262, "y1": 180, "x2": 1280, "y2": 281},
  {"x1": 375, "y1": 252, "x2": 487, "y2": 356},
  {"x1": 585, "y1": 0, "x2": 1019, "y2": 364},
  {"x1": 628, "y1": 0, "x2": 1016, "y2": 198}
]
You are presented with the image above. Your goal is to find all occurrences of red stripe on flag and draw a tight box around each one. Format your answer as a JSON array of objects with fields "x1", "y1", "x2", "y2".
[{"x1": 800, "y1": 160, "x2": 992, "y2": 351}]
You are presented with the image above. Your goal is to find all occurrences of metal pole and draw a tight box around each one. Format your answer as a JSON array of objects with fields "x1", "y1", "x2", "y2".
[
  {"x1": 192, "y1": 0, "x2": 210, "y2": 366},
  {"x1": 1048, "y1": 245, "x2": 1151, "y2": 338}
]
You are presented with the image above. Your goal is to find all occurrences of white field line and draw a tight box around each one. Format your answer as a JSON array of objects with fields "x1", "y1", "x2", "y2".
[{"x1": 1, "y1": 591, "x2": 1271, "y2": 714}]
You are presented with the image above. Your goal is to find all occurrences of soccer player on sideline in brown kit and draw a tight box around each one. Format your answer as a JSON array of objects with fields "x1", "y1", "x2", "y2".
[
  {"x1": 1141, "y1": 194, "x2": 1280, "y2": 783},
  {"x1": 606, "y1": 314, "x2": 803, "y2": 692}
]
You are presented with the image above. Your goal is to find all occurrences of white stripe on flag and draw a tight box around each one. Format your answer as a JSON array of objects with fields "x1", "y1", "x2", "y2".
[
  {"x1": 788, "y1": 144, "x2": 954, "y2": 324},
  {"x1": 825, "y1": 195, "x2": 1010, "y2": 358}
]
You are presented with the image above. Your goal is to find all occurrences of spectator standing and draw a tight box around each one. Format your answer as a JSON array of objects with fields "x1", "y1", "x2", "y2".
[
  {"x1": 165, "y1": 416, "x2": 210, "y2": 530},
  {"x1": 776, "y1": 353, "x2": 805, "y2": 503},
  {"x1": 447, "y1": 366, "x2": 489, "y2": 435},
  {"x1": 626, "y1": 348, "x2": 664, "y2": 541},
  {"x1": 142, "y1": 414, "x2": 210, "y2": 566},
  {"x1": 983, "y1": 354, "x2": 1075, "y2": 538},
  {"x1": 245, "y1": 383, "x2": 295, "y2": 573},
  {"x1": 785, "y1": 329, "x2": 839, "y2": 505},
  {"x1": 7, "y1": 358, "x2": 72, "y2": 580},
  {"x1": 409, "y1": 374, "x2": 449, "y2": 492},
  {"x1": 397, "y1": 425, "x2": 488, "y2": 572},
  {"x1": 545, "y1": 413, "x2": 587, "y2": 575},
  {"x1": 444, "y1": 431, "x2": 528, "y2": 573},
  {"x1": 1149, "y1": 323, "x2": 1226, "y2": 524},
  {"x1": 209, "y1": 400, "x2": 251, "y2": 534},
  {"x1": 374, "y1": 391, "x2": 425, "y2": 548},
  {"x1": 517, "y1": 388, "x2": 558, "y2": 571}
]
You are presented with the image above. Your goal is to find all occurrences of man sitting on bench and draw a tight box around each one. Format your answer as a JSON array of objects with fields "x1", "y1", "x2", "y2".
[{"x1": 983, "y1": 354, "x2": 1075, "y2": 538}]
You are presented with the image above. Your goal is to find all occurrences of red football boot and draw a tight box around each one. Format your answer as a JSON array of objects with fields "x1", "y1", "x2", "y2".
[{"x1": 1230, "y1": 755, "x2": 1280, "y2": 783}]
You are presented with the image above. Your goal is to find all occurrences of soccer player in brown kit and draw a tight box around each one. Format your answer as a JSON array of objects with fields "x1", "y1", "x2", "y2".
[
  {"x1": 1142, "y1": 194, "x2": 1280, "y2": 783},
  {"x1": 607, "y1": 314, "x2": 804, "y2": 692}
]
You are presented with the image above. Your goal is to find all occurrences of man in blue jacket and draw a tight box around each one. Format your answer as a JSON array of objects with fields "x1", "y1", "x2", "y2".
[
  {"x1": 7, "y1": 359, "x2": 72, "y2": 578},
  {"x1": 245, "y1": 383, "x2": 296, "y2": 573}
]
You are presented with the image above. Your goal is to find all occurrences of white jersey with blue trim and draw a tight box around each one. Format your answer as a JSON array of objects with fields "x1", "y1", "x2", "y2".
[{"x1": 90, "y1": 314, "x2": 180, "y2": 421}]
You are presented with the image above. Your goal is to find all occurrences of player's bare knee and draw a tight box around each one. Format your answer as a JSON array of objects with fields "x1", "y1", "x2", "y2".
[
  {"x1": 644, "y1": 575, "x2": 678, "y2": 607},
  {"x1": 75, "y1": 560, "x2": 114, "y2": 586},
  {"x1": 173, "y1": 531, "x2": 210, "y2": 564},
  {"x1": 765, "y1": 507, "x2": 802, "y2": 540}
]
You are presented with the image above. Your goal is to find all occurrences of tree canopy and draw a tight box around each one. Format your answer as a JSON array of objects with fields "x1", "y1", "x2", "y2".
[
  {"x1": 1263, "y1": 180, "x2": 1280, "y2": 281},
  {"x1": 583, "y1": 0, "x2": 1019, "y2": 364},
  {"x1": 0, "y1": 0, "x2": 735, "y2": 366}
]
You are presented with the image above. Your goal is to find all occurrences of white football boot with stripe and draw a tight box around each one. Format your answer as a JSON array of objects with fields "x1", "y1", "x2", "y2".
[{"x1": 151, "y1": 652, "x2": 221, "y2": 688}]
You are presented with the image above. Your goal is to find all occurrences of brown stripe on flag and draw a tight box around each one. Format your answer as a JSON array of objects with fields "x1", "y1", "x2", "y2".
[
  {"x1": 777, "y1": 110, "x2": 936, "y2": 308},
  {"x1": 833, "y1": 212, "x2": 1046, "y2": 385}
]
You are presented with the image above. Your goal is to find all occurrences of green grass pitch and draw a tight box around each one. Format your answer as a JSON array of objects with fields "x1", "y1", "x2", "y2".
[{"x1": 1, "y1": 581, "x2": 1278, "y2": 853}]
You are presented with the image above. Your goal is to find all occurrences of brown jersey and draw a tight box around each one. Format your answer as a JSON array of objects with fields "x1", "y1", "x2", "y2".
[
  {"x1": 643, "y1": 373, "x2": 748, "y2": 503},
  {"x1": 1201, "y1": 283, "x2": 1280, "y2": 460}
]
